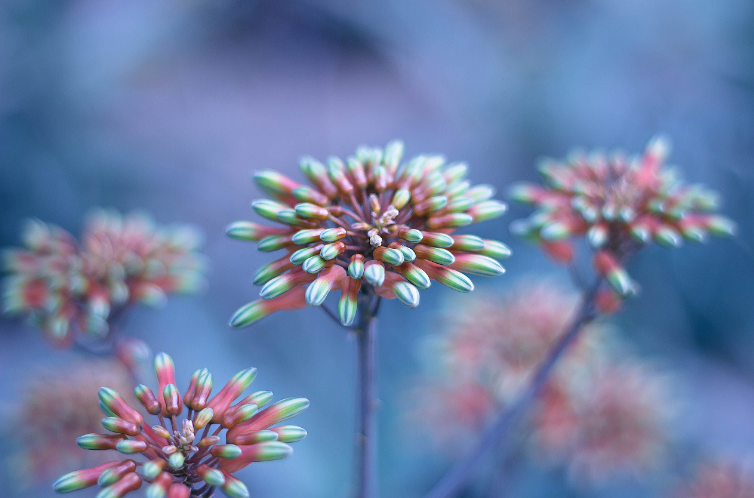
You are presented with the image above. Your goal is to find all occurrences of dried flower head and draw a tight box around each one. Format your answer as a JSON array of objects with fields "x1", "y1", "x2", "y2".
[
  {"x1": 675, "y1": 459, "x2": 754, "y2": 498},
  {"x1": 13, "y1": 359, "x2": 137, "y2": 485},
  {"x1": 532, "y1": 361, "x2": 673, "y2": 484},
  {"x1": 2, "y1": 209, "x2": 206, "y2": 346},
  {"x1": 53, "y1": 352, "x2": 308, "y2": 498},
  {"x1": 510, "y1": 136, "x2": 736, "y2": 298},
  {"x1": 227, "y1": 140, "x2": 510, "y2": 327}
]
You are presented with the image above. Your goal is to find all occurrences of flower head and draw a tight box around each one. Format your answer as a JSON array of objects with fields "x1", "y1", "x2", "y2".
[
  {"x1": 2, "y1": 209, "x2": 206, "y2": 346},
  {"x1": 531, "y1": 360, "x2": 674, "y2": 484},
  {"x1": 406, "y1": 281, "x2": 605, "y2": 450},
  {"x1": 54, "y1": 352, "x2": 308, "y2": 498},
  {"x1": 510, "y1": 136, "x2": 736, "y2": 297},
  {"x1": 675, "y1": 459, "x2": 754, "y2": 498},
  {"x1": 405, "y1": 280, "x2": 673, "y2": 483},
  {"x1": 13, "y1": 360, "x2": 137, "y2": 486},
  {"x1": 227, "y1": 140, "x2": 510, "y2": 327}
]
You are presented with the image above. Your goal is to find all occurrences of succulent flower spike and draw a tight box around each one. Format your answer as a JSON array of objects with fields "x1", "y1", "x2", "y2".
[
  {"x1": 510, "y1": 136, "x2": 735, "y2": 304},
  {"x1": 2, "y1": 209, "x2": 207, "y2": 347},
  {"x1": 228, "y1": 141, "x2": 509, "y2": 327},
  {"x1": 54, "y1": 352, "x2": 307, "y2": 498}
]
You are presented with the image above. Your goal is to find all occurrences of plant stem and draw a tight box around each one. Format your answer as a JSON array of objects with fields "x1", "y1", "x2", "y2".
[
  {"x1": 356, "y1": 298, "x2": 380, "y2": 498},
  {"x1": 423, "y1": 279, "x2": 602, "y2": 498}
]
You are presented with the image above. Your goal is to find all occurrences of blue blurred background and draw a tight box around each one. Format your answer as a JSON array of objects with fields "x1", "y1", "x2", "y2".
[{"x1": 1, "y1": 0, "x2": 753, "y2": 497}]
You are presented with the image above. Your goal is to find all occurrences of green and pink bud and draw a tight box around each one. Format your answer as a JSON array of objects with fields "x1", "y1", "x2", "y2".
[
  {"x1": 392, "y1": 281, "x2": 420, "y2": 308},
  {"x1": 338, "y1": 277, "x2": 361, "y2": 326},
  {"x1": 97, "y1": 460, "x2": 137, "y2": 487},
  {"x1": 256, "y1": 234, "x2": 295, "y2": 252},
  {"x1": 197, "y1": 465, "x2": 226, "y2": 487},
  {"x1": 260, "y1": 269, "x2": 316, "y2": 299},
  {"x1": 162, "y1": 384, "x2": 182, "y2": 416},
  {"x1": 449, "y1": 254, "x2": 505, "y2": 277},
  {"x1": 294, "y1": 203, "x2": 330, "y2": 221},
  {"x1": 227, "y1": 397, "x2": 310, "y2": 442},
  {"x1": 230, "y1": 430, "x2": 279, "y2": 445},
  {"x1": 251, "y1": 199, "x2": 290, "y2": 223},
  {"x1": 414, "y1": 260, "x2": 474, "y2": 293},
  {"x1": 190, "y1": 372, "x2": 214, "y2": 410},
  {"x1": 320, "y1": 227, "x2": 347, "y2": 243},
  {"x1": 115, "y1": 439, "x2": 147, "y2": 454},
  {"x1": 306, "y1": 265, "x2": 346, "y2": 306},
  {"x1": 426, "y1": 213, "x2": 473, "y2": 229},
  {"x1": 348, "y1": 254, "x2": 365, "y2": 279},
  {"x1": 141, "y1": 459, "x2": 165, "y2": 480},
  {"x1": 93, "y1": 472, "x2": 142, "y2": 498},
  {"x1": 320, "y1": 241, "x2": 346, "y2": 261},
  {"x1": 220, "y1": 471, "x2": 251, "y2": 498},
  {"x1": 144, "y1": 472, "x2": 172, "y2": 498},
  {"x1": 134, "y1": 385, "x2": 160, "y2": 415},
  {"x1": 593, "y1": 250, "x2": 635, "y2": 297},
  {"x1": 290, "y1": 245, "x2": 324, "y2": 265},
  {"x1": 395, "y1": 263, "x2": 431, "y2": 289},
  {"x1": 466, "y1": 200, "x2": 507, "y2": 222},
  {"x1": 207, "y1": 368, "x2": 258, "y2": 423},
  {"x1": 414, "y1": 244, "x2": 456, "y2": 266},
  {"x1": 194, "y1": 407, "x2": 214, "y2": 430},
  {"x1": 101, "y1": 417, "x2": 140, "y2": 437},
  {"x1": 97, "y1": 388, "x2": 143, "y2": 428},
  {"x1": 53, "y1": 461, "x2": 120, "y2": 492},
  {"x1": 363, "y1": 261, "x2": 385, "y2": 287},
  {"x1": 226, "y1": 221, "x2": 289, "y2": 242},
  {"x1": 219, "y1": 442, "x2": 293, "y2": 473},
  {"x1": 222, "y1": 404, "x2": 259, "y2": 428},
  {"x1": 374, "y1": 246, "x2": 404, "y2": 266},
  {"x1": 272, "y1": 425, "x2": 308, "y2": 443},
  {"x1": 450, "y1": 235, "x2": 485, "y2": 252},
  {"x1": 229, "y1": 287, "x2": 307, "y2": 327}
]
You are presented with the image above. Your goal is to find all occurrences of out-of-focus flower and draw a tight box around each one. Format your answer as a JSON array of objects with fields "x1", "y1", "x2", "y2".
[
  {"x1": 510, "y1": 136, "x2": 736, "y2": 298},
  {"x1": 227, "y1": 140, "x2": 510, "y2": 327},
  {"x1": 427, "y1": 281, "x2": 602, "y2": 403},
  {"x1": 406, "y1": 280, "x2": 673, "y2": 484},
  {"x1": 2, "y1": 209, "x2": 206, "y2": 346},
  {"x1": 53, "y1": 352, "x2": 308, "y2": 498},
  {"x1": 406, "y1": 281, "x2": 604, "y2": 450},
  {"x1": 674, "y1": 459, "x2": 754, "y2": 498},
  {"x1": 12, "y1": 360, "x2": 137, "y2": 485},
  {"x1": 531, "y1": 361, "x2": 673, "y2": 484}
]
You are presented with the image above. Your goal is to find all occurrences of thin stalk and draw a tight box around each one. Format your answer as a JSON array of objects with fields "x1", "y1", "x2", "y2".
[
  {"x1": 422, "y1": 279, "x2": 602, "y2": 498},
  {"x1": 356, "y1": 297, "x2": 380, "y2": 498}
]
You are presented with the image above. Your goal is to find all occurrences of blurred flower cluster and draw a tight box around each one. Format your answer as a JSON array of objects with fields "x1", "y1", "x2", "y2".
[
  {"x1": 510, "y1": 137, "x2": 736, "y2": 299},
  {"x1": 54, "y1": 352, "x2": 309, "y2": 498},
  {"x1": 2, "y1": 209, "x2": 206, "y2": 346},
  {"x1": 227, "y1": 140, "x2": 510, "y2": 328},
  {"x1": 406, "y1": 280, "x2": 674, "y2": 485},
  {"x1": 10, "y1": 359, "x2": 137, "y2": 487},
  {"x1": 674, "y1": 458, "x2": 754, "y2": 498}
]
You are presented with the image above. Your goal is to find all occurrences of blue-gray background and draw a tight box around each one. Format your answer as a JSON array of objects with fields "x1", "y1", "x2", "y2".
[{"x1": 1, "y1": 1, "x2": 753, "y2": 497}]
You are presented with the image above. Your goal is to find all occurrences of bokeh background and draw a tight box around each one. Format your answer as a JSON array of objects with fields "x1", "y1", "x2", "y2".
[{"x1": 1, "y1": 0, "x2": 753, "y2": 497}]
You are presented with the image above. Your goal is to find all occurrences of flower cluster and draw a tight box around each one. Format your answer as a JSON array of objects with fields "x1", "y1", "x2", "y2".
[
  {"x1": 531, "y1": 361, "x2": 673, "y2": 484},
  {"x1": 406, "y1": 281, "x2": 672, "y2": 484},
  {"x1": 674, "y1": 459, "x2": 754, "y2": 498},
  {"x1": 2, "y1": 209, "x2": 206, "y2": 346},
  {"x1": 54, "y1": 352, "x2": 309, "y2": 498},
  {"x1": 510, "y1": 136, "x2": 736, "y2": 298},
  {"x1": 227, "y1": 140, "x2": 510, "y2": 327},
  {"x1": 13, "y1": 359, "x2": 137, "y2": 485}
]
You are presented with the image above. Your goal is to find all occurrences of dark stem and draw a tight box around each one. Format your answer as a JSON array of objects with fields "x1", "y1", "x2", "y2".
[
  {"x1": 422, "y1": 279, "x2": 602, "y2": 498},
  {"x1": 356, "y1": 295, "x2": 380, "y2": 498}
]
